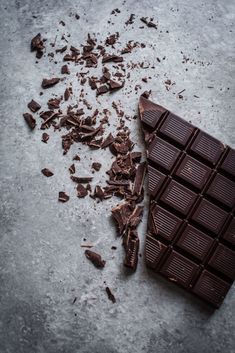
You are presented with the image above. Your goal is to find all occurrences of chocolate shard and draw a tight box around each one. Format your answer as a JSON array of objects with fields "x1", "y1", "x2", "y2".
[
  {"x1": 139, "y1": 96, "x2": 235, "y2": 308},
  {"x1": 133, "y1": 162, "x2": 146, "y2": 196},
  {"x1": 85, "y1": 250, "x2": 106, "y2": 268},
  {"x1": 123, "y1": 230, "x2": 139, "y2": 270},
  {"x1": 58, "y1": 191, "x2": 69, "y2": 202},
  {"x1": 23, "y1": 113, "x2": 36, "y2": 129},
  {"x1": 41, "y1": 168, "x2": 54, "y2": 177},
  {"x1": 105, "y1": 287, "x2": 116, "y2": 303},
  {"x1": 77, "y1": 184, "x2": 88, "y2": 198},
  {"x1": 41, "y1": 78, "x2": 60, "y2": 89},
  {"x1": 93, "y1": 185, "x2": 105, "y2": 201},
  {"x1": 27, "y1": 99, "x2": 41, "y2": 112},
  {"x1": 71, "y1": 176, "x2": 93, "y2": 183}
]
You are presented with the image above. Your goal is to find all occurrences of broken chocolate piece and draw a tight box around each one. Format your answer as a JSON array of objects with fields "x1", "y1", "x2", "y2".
[
  {"x1": 85, "y1": 250, "x2": 106, "y2": 268},
  {"x1": 58, "y1": 191, "x2": 69, "y2": 202},
  {"x1": 28, "y1": 99, "x2": 41, "y2": 112},
  {"x1": 105, "y1": 287, "x2": 116, "y2": 303},
  {"x1": 140, "y1": 17, "x2": 157, "y2": 29},
  {"x1": 23, "y1": 113, "x2": 36, "y2": 130},
  {"x1": 41, "y1": 168, "x2": 54, "y2": 177}
]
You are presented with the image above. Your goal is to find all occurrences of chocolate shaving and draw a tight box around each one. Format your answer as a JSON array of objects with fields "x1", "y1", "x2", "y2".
[
  {"x1": 102, "y1": 54, "x2": 123, "y2": 63},
  {"x1": 140, "y1": 17, "x2": 157, "y2": 29},
  {"x1": 101, "y1": 133, "x2": 114, "y2": 149},
  {"x1": 85, "y1": 250, "x2": 106, "y2": 268},
  {"x1": 133, "y1": 162, "x2": 146, "y2": 196}
]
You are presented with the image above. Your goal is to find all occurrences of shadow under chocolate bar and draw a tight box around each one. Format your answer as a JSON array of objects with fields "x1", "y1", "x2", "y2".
[{"x1": 139, "y1": 96, "x2": 235, "y2": 308}]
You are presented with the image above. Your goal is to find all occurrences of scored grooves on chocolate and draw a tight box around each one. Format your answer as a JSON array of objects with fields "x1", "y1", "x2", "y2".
[{"x1": 139, "y1": 96, "x2": 235, "y2": 308}]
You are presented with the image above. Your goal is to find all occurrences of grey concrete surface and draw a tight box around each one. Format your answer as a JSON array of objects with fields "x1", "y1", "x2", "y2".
[{"x1": 0, "y1": 0, "x2": 234, "y2": 352}]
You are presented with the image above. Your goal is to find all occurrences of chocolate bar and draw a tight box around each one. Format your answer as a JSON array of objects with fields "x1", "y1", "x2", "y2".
[{"x1": 139, "y1": 96, "x2": 235, "y2": 308}]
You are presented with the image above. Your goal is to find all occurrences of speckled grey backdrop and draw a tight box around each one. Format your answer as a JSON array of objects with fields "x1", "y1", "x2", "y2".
[{"x1": 0, "y1": 1, "x2": 234, "y2": 352}]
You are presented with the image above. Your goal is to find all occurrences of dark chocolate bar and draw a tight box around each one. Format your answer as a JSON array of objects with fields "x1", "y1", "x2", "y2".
[{"x1": 139, "y1": 96, "x2": 235, "y2": 308}]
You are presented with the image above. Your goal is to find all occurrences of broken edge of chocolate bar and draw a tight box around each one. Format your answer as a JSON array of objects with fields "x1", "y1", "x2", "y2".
[{"x1": 139, "y1": 96, "x2": 235, "y2": 308}]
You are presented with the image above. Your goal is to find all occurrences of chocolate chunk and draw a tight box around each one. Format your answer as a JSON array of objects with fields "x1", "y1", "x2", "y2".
[
  {"x1": 71, "y1": 176, "x2": 93, "y2": 183},
  {"x1": 27, "y1": 99, "x2": 41, "y2": 112},
  {"x1": 77, "y1": 184, "x2": 88, "y2": 198},
  {"x1": 23, "y1": 113, "x2": 36, "y2": 129},
  {"x1": 58, "y1": 191, "x2": 69, "y2": 202},
  {"x1": 69, "y1": 163, "x2": 75, "y2": 174},
  {"x1": 92, "y1": 162, "x2": 102, "y2": 171},
  {"x1": 42, "y1": 78, "x2": 60, "y2": 88},
  {"x1": 85, "y1": 250, "x2": 106, "y2": 268},
  {"x1": 73, "y1": 154, "x2": 81, "y2": 161},
  {"x1": 105, "y1": 33, "x2": 119, "y2": 46},
  {"x1": 61, "y1": 64, "x2": 70, "y2": 74},
  {"x1": 41, "y1": 168, "x2": 54, "y2": 177},
  {"x1": 41, "y1": 132, "x2": 49, "y2": 143},
  {"x1": 105, "y1": 287, "x2": 116, "y2": 303},
  {"x1": 139, "y1": 96, "x2": 235, "y2": 308},
  {"x1": 111, "y1": 202, "x2": 135, "y2": 235}
]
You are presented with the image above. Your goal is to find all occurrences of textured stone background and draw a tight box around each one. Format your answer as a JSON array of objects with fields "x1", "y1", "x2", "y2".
[{"x1": 0, "y1": 1, "x2": 234, "y2": 352}]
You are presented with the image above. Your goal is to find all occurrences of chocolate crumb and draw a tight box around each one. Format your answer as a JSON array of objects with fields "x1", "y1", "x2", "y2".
[
  {"x1": 42, "y1": 77, "x2": 60, "y2": 88},
  {"x1": 105, "y1": 287, "x2": 116, "y2": 303},
  {"x1": 23, "y1": 113, "x2": 36, "y2": 130},
  {"x1": 58, "y1": 191, "x2": 69, "y2": 202},
  {"x1": 77, "y1": 184, "x2": 88, "y2": 198},
  {"x1": 91, "y1": 162, "x2": 102, "y2": 171},
  {"x1": 41, "y1": 168, "x2": 54, "y2": 177},
  {"x1": 41, "y1": 132, "x2": 49, "y2": 143},
  {"x1": 28, "y1": 99, "x2": 41, "y2": 112},
  {"x1": 85, "y1": 250, "x2": 106, "y2": 268}
]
